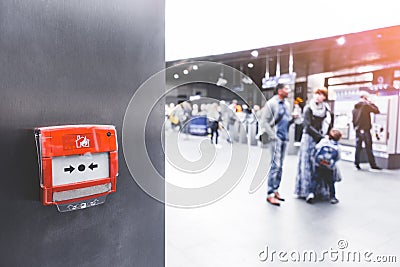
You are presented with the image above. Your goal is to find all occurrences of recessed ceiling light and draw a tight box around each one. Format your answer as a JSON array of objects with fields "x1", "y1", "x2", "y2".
[
  {"x1": 173, "y1": 74, "x2": 179, "y2": 79},
  {"x1": 251, "y1": 50, "x2": 258, "y2": 58},
  {"x1": 336, "y1": 36, "x2": 346, "y2": 46},
  {"x1": 183, "y1": 69, "x2": 189, "y2": 75},
  {"x1": 248, "y1": 63, "x2": 254, "y2": 68},
  {"x1": 192, "y1": 65, "x2": 198, "y2": 70}
]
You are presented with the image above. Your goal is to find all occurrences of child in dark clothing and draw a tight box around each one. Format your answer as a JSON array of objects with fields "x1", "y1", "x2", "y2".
[{"x1": 307, "y1": 129, "x2": 343, "y2": 204}]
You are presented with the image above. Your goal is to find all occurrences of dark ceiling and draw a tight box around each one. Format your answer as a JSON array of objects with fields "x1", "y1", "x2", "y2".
[{"x1": 166, "y1": 25, "x2": 400, "y2": 89}]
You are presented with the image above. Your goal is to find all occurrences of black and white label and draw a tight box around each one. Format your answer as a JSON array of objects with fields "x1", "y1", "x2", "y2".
[{"x1": 52, "y1": 152, "x2": 109, "y2": 186}]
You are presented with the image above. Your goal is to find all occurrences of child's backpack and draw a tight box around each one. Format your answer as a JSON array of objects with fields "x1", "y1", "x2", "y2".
[{"x1": 314, "y1": 139, "x2": 339, "y2": 170}]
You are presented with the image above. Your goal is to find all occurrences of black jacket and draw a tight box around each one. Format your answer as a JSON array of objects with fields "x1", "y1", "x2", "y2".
[
  {"x1": 303, "y1": 105, "x2": 334, "y2": 143},
  {"x1": 352, "y1": 101, "x2": 380, "y2": 131}
]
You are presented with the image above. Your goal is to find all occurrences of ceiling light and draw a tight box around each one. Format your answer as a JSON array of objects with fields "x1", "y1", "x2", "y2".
[
  {"x1": 242, "y1": 76, "x2": 253, "y2": 84},
  {"x1": 216, "y1": 77, "x2": 228, "y2": 87},
  {"x1": 183, "y1": 69, "x2": 189, "y2": 75},
  {"x1": 190, "y1": 95, "x2": 201, "y2": 101},
  {"x1": 173, "y1": 74, "x2": 179, "y2": 79},
  {"x1": 216, "y1": 68, "x2": 227, "y2": 86},
  {"x1": 251, "y1": 50, "x2": 258, "y2": 57},
  {"x1": 247, "y1": 63, "x2": 254, "y2": 68},
  {"x1": 336, "y1": 36, "x2": 346, "y2": 46},
  {"x1": 192, "y1": 65, "x2": 198, "y2": 70}
]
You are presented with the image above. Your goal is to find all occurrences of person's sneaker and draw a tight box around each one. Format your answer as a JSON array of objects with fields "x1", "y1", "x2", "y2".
[
  {"x1": 266, "y1": 197, "x2": 280, "y2": 206},
  {"x1": 330, "y1": 197, "x2": 339, "y2": 204},
  {"x1": 355, "y1": 164, "x2": 361, "y2": 170},
  {"x1": 274, "y1": 192, "x2": 285, "y2": 201},
  {"x1": 371, "y1": 165, "x2": 382, "y2": 170},
  {"x1": 306, "y1": 193, "x2": 314, "y2": 204}
]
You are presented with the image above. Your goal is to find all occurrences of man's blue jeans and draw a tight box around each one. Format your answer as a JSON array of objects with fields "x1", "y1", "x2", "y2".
[{"x1": 267, "y1": 138, "x2": 287, "y2": 195}]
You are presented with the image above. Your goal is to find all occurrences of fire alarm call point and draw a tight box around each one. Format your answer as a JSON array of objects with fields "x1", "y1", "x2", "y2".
[{"x1": 34, "y1": 125, "x2": 118, "y2": 212}]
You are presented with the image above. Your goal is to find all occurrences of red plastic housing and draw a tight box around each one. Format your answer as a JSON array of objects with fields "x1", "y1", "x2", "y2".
[{"x1": 35, "y1": 125, "x2": 118, "y2": 206}]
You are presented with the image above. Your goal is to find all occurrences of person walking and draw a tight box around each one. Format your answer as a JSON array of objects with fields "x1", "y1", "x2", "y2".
[
  {"x1": 208, "y1": 103, "x2": 222, "y2": 147},
  {"x1": 352, "y1": 91, "x2": 382, "y2": 170},
  {"x1": 261, "y1": 84, "x2": 296, "y2": 206}
]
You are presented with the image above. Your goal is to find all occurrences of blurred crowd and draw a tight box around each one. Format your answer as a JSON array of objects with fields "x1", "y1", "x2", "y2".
[{"x1": 165, "y1": 99, "x2": 267, "y2": 142}]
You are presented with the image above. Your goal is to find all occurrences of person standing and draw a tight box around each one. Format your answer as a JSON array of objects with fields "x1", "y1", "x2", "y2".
[
  {"x1": 261, "y1": 84, "x2": 296, "y2": 206},
  {"x1": 225, "y1": 100, "x2": 238, "y2": 143},
  {"x1": 307, "y1": 128, "x2": 343, "y2": 204},
  {"x1": 352, "y1": 91, "x2": 382, "y2": 170},
  {"x1": 294, "y1": 87, "x2": 335, "y2": 200},
  {"x1": 181, "y1": 101, "x2": 192, "y2": 134}
]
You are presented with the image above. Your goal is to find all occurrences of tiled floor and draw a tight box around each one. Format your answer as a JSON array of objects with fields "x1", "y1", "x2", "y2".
[{"x1": 166, "y1": 133, "x2": 400, "y2": 267}]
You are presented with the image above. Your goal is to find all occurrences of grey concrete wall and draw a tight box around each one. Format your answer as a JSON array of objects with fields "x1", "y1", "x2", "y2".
[{"x1": 0, "y1": 0, "x2": 165, "y2": 266}]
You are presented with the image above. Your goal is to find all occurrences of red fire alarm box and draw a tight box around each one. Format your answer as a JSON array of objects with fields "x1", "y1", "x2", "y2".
[{"x1": 34, "y1": 125, "x2": 118, "y2": 212}]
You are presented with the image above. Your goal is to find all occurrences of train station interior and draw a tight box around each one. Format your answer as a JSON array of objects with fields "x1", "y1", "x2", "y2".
[{"x1": 1, "y1": 1, "x2": 399, "y2": 266}]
